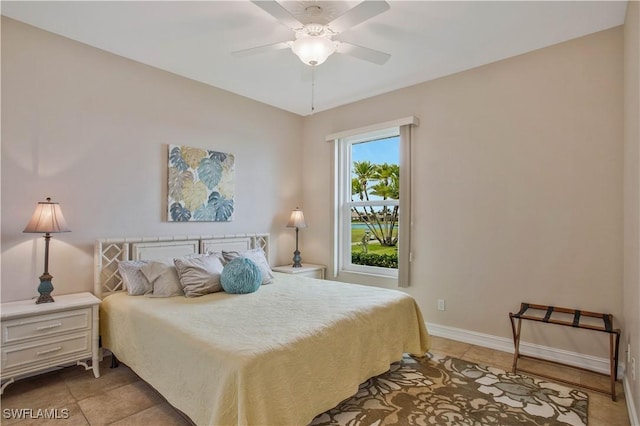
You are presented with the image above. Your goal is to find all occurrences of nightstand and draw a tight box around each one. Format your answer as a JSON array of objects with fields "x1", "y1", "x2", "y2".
[
  {"x1": 272, "y1": 264, "x2": 326, "y2": 279},
  {"x1": 0, "y1": 292, "x2": 101, "y2": 394}
]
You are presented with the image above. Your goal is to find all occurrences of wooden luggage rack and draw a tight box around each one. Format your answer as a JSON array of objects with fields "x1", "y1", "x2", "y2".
[{"x1": 509, "y1": 302, "x2": 621, "y2": 401}]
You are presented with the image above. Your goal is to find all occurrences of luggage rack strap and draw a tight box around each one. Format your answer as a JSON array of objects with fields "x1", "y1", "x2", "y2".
[{"x1": 510, "y1": 302, "x2": 618, "y2": 334}]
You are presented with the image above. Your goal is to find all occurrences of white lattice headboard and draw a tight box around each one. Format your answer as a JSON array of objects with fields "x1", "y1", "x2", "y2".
[{"x1": 94, "y1": 234, "x2": 269, "y2": 299}]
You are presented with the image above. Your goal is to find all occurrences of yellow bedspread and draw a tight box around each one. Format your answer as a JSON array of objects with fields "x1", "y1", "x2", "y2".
[{"x1": 100, "y1": 273, "x2": 430, "y2": 426}]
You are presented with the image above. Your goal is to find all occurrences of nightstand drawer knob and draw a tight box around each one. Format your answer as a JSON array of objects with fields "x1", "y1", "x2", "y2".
[
  {"x1": 36, "y1": 323, "x2": 62, "y2": 331},
  {"x1": 36, "y1": 346, "x2": 62, "y2": 356}
]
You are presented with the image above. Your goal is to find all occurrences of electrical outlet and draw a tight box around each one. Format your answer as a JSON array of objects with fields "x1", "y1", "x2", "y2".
[{"x1": 437, "y1": 299, "x2": 446, "y2": 311}]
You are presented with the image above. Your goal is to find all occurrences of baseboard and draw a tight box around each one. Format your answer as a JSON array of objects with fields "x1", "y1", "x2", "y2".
[
  {"x1": 426, "y1": 322, "x2": 625, "y2": 377},
  {"x1": 623, "y1": 376, "x2": 640, "y2": 426}
]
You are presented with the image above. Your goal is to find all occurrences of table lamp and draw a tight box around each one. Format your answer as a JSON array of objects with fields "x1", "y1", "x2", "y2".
[
  {"x1": 23, "y1": 197, "x2": 71, "y2": 304},
  {"x1": 286, "y1": 208, "x2": 307, "y2": 267}
]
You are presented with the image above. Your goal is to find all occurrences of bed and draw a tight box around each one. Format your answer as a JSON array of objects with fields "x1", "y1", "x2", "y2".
[{"x1": 95, "y1": 234, "x2": 430, "y2": 425}]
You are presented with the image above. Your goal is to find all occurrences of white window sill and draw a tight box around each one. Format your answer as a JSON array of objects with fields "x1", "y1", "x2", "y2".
[{"x1": 333, "y1": 270, "x2": 398, "y2": 289}]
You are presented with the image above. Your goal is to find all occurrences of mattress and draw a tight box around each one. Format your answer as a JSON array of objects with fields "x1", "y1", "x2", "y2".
[{"x1": 100, "y1": 273, "x2": 430, "y2": 425}]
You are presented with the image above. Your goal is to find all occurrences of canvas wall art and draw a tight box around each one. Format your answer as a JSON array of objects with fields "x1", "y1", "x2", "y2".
[{"x1": 168, "y1": 144, "x2": 235, "y2": 222}]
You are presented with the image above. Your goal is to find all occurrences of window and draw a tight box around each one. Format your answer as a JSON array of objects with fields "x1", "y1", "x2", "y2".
[
  {"x1": 328, "y1": 117, "x2": 417, "y2": 287},
  {"x1": 340, "y1": 128, "x2": 400, "y2": 278}
]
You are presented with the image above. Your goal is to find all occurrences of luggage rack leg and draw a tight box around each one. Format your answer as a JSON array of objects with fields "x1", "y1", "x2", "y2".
[{"x1": 509, "y1": 312, "x2": 522, "y2": 374}]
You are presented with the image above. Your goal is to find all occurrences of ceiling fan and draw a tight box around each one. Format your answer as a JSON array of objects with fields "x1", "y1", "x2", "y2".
[{"x1": 233, "y1": 0, "x2": 391, "y2": 67}]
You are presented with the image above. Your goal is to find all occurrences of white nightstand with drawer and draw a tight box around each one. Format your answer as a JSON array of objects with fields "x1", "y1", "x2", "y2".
[
  {"x1": 272, "y1": 264, "x2": 326, "y2": 279},
  {"x1": 0, "y1": 292, "x2": 100, "y2": 394}
]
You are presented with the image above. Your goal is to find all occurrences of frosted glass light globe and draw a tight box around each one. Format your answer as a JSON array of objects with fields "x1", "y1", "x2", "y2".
[{"x1": 291, "y1": 36, "x2": 337, "y2": 66}]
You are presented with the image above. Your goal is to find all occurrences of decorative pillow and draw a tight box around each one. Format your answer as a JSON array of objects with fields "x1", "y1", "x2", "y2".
[
  {"x1": 117, "y1": 260, "x2": 151, "y2": 296},
  {"x1": 174, "y1": 253, "x2": 225, "y2": 297},
  {"x1": 222, "y1": 248, "x2": 274, "y2": 285},
  {"x1": 221, "y1": 258, "x2": 262, "y2": 294},
  {"x1": 140, "y1": 260, "x2": 184, "y2": 297}
]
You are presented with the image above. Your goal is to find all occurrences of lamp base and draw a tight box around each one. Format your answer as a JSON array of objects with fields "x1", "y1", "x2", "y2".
[
  {"x1": 36, "y1": 273, "x2": 55, "y2": 304},
  {"x1": 36, "y1": 293, "x2": 54, "y2": 304},
  {"x1": 292, "y1": 249, "x2": 302, "y2": 268}
]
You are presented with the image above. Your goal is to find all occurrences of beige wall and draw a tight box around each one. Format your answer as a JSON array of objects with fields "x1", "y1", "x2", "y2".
[
  {"x1": 303, "y1": 27, "x2": 624, "y2": 359},
  {"x1": 1, "y1": 17, "x2": 304, "y2": 302},
  {"x1": 623, "y1": 0, "x2": 640, "y2": 416}
]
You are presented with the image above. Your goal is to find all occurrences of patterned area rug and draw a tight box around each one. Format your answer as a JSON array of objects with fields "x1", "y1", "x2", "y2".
[{"x1": 310, "y1": 354, "x2": 588, "y2": 426}]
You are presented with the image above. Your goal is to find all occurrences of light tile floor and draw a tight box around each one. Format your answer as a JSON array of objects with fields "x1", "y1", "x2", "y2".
[{"x1": 0, "y1": 336, "x2": 631, "y2": 425}]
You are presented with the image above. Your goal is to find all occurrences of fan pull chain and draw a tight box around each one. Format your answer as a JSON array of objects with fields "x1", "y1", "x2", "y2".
[{"x1": 311, "y1": 66, "x2": 315, "y2": 114}]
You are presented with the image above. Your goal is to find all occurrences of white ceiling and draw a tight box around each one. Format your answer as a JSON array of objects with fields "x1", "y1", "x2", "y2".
[{"x1": 1, "y1": 1, "x2": 628, "y2": 116}]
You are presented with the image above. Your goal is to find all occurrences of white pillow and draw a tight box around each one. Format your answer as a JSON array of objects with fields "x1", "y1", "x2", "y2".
[
  {"x1": 222, "y1": 248, "x2": 273, "y2": 285},
  {"x1": 174, "y1": 253, "x2": 225, "y2": 297},
  {"x1": 141, "y1": 260, "x2": 184, "y2": 297},
  {"x1": 117, "y1": 260, "x2": 151, "y2": 296}
]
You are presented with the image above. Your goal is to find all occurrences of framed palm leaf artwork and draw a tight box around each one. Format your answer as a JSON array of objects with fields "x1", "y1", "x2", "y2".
[{"x1": 167, "y1": 144, "x2": 235, "y2": 222}]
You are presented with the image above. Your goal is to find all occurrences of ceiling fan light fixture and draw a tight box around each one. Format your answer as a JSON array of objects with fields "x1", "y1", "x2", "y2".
[{"x1": 291, "y1": 36, "x2": 336, "y2": 66}]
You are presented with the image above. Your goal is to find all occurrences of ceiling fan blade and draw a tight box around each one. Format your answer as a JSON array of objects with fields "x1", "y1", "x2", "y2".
[
  {"x1": 328, "y1": 1, "x2": 390, "y2": 34},
  {"x1": 251, "y1": 0, "x2": 303, "y2": 30},
  {"x1": 231, "y1": 41, "x2": 291, "y2": 57},
  {"x1": 337, "y1": 42, "x2": 390, "y2": 65}
]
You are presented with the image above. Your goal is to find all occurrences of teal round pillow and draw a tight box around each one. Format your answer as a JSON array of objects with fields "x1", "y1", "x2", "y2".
[{"x1": 221, "y1": 257, "x2": 262, "y2": 294}]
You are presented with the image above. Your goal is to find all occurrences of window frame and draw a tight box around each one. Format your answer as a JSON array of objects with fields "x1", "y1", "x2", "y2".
[
  {"x1": 328, "y1": 116, "x2": 418, "y2": 287},
  {"x1": 337, "y1": 127, "x2": 401, "y2": 279}
]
